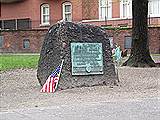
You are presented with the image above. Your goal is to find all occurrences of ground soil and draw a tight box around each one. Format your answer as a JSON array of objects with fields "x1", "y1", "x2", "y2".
[{"x1": 0, "y1": 65, "x2": 160, "y2": 111}]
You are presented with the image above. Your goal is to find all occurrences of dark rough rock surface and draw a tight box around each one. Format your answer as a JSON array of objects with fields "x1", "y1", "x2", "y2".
[{"x1": 37, "y1": 22, "x2": 118, "y2": 90}]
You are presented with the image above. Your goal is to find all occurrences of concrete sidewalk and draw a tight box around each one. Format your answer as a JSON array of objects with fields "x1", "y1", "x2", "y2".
[{"x1": 1, "y1": 97, "x2": 160, "y2": 120}]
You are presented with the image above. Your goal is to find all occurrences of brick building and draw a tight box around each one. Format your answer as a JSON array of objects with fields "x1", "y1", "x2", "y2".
[{"x1": 0, "y1": 0, "x2": 160, "y2": 53}]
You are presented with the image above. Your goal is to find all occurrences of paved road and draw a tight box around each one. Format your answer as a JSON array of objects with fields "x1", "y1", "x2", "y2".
[{"x1": 1, "y1": 97, "x2": 160, "y2": 120}]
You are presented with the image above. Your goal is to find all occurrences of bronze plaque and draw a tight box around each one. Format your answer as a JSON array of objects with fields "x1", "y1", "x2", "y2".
[{"x1": 71, "y1": 43, "x2": 103, "y2": 75}]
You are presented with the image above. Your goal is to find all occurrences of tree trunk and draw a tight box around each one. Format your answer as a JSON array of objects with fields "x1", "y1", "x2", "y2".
[{"x1": 123, "y1": 0, "x2": 156, "y2": 67}]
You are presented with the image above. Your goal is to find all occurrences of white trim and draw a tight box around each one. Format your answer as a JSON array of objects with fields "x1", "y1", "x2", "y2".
[
  {"x1": 39, "y1": 23, "x2": 50, "y2": 27},
  {"x1": 82, "y1": 17, "x2": 132, "y2": 22},
  {"x1": 148, "y1": 0, "x2": 160, "y2": 17},
  {"x1": 41, "y1": 4, "x2": 50, "y2": 25},
  {"x1": 120, "y1": 0, "x2": 123, "y2": 18},
  {"x1": 82, "y1": 16, "x2": 160, "y2": 23},
  {"x1": 62, "y1": 2, "x2": 72, "y2": 21},
  {"x1": 99, "y1": 0, "x2": 112, "y2": 20},
  {"x1": 149, "y1": 14, "x2": 160, "y2": 17},
  {"x1": 120, "y1": 0, "x2": 132, "y2": 19}
]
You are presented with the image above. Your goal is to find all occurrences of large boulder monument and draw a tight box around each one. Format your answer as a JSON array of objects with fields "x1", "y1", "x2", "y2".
[{"x1": 37, "y1": 22, "x2": 118, "y2": 90}]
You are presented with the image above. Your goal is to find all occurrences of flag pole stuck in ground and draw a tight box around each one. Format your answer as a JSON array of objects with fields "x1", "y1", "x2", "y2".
[
  {"x1": 54, "y1": 59, "x2": 64, "y2": 90},
  {"x1": 40, "y1": 59, "x2": 64, "y2": 93}
]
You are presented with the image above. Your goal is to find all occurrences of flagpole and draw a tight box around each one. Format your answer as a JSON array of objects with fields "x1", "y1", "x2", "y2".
[
  {"x1": 59, "y1": 59, "x2": 64, "y2": 76},
  {"x1": 55, "y1": 59, "x2": 64, "y2": 90}
]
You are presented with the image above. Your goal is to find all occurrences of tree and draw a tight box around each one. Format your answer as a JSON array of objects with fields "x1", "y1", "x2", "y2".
[{"x1": 123, "y1": 0, "x2": 156, "y2": 67}]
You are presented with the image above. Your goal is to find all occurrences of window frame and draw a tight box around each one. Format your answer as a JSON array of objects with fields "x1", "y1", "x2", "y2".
[
  {"x1": 120, "y1": 0, "x2": 132, "y2": 19},
  {"x1": 148, "y1": 0, "x2": 160, "y2": 17},
  {"x1": 124, "y1": 36, "x2": 132, "y2": 49},
  {"x1": 0, "y1": 36, "x2": 4, "y2": 48},
  {"x1": 41, "y1": 3, "x2": 50, "y2": 25},
  {"x1": 23, "y1": 39, "x2": 30, "y2": 49},
  {"x1": 62, "y1": 2, "x2": 72, "y2": 21},
  {"x1": 99, "y1": 0, "x2": 112, "y2": 20},
  {"x1": 108, "y1": 36, "x2": 114, "y2": 48}
]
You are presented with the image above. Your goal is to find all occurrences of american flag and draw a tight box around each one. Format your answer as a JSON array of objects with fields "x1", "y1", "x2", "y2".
[{"x1": 40, "y1": 66, "x2": 62, "y2": 93}]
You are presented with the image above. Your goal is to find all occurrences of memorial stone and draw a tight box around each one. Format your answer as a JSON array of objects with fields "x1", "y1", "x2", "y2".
[{"x1": 37, "y1": 22, "x2": 118, "y2": 90}]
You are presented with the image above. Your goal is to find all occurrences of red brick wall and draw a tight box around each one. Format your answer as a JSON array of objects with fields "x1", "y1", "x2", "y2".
[
  {"x1": 1, "y1": 0, "x2": 84, "y2": 28},
  {"x1": 82, "y1": 0, "x2": 99, "y2": 20},
  {"x1": 30, "y1": 0, "x2": 51, "y2": 28},
  {"x1": 83, "y1": 17, "x2": 160, "y2": 28},
  {"x1": 107, "y1": 29, "x2": 132, "y2": 50},
  {"x1": 148, "y1": 27, "x2": 160, "y2": 54},
  {"x1": 106, "y1": 27, "x2": 160, "y2": 54},
  {"x1": 0, "y1": 29, "x2": 47, "y2": 53},
  {"x1": 1, "y1": 0, "x2": 159, "y2": 28},
  {"x1": 0, "y1": 0, "x2": 51, "y2": 28},
  {"x1": 1, "y1": 0, "x2": 32, "y2": 20},
  {"x1": 50, "y1": 0, "x2": 83, "y2": 23},
  {"x1": 51, "y1": 0, "x2": 62, "y2": 24},
  {"x1": 112, "y1": 0, "x2": 120, "y2": 18},
  {"x1": 0, "y1": 27, "x2": 159, "y2": 54},
  {"x1": 71, "y1": 0, "x2": 83, "y2": 22},
  {"x1": 0, "y1": 3, "x2": 1, "y2": 17}
]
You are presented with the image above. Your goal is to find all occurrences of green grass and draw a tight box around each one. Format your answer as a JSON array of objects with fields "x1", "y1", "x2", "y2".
[
  {"x1": 0, "y1": 54, "x2": 159, "y2": 71},
  {"x1": 0, "y1": 54, "x2": 40, "y2": 71}
]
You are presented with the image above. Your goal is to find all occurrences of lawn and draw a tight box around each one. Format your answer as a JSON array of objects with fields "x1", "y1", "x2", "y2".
[
  {"x1": 0, "y1": 54, "x2": 159, "y2": 71},
  {"x1": 0, "y1": 54, "x2": 40, "y2": 71}
]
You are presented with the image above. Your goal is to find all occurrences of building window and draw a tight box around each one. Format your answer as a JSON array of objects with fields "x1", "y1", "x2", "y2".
[
  {"x1": 99, "y1": 0, "x2": 112, "y2": 20},
  {"x1": 148, "y1": 0, "x2": 160, "y2": 17},
  {"x1": 4, "y1": 19, "x2": 16, "y2": 30},
  {"x1": 0, "y1": 18, "x2": 31, "y2": 30},
  {"x1": 108, "y1": 36, "x2": 113, "y2": 48},
  {"x1": 0, "y1": 36, "x2": 4, "y2": 48},
  {"x1": 23, "y1": 39, "x2": 30, "y2": 49},
  {"x1": 63, "y1": 2, "x2": 72, "y2": 21},
  {"x1": 17, "y1": 18, "x2": 31, "y2": 30},
  {"x1": 41, "y1": 4, "x2": 50, "y2": 25},
  {"x1": 124, "y1": 36, "x2": 132, "y2": 49},
  {"x1": 120, "y1": 0, "x2": 132, "y2": 18},
  {"x1": 0, "y1": 20, "x2": 2, "y2": 29}
]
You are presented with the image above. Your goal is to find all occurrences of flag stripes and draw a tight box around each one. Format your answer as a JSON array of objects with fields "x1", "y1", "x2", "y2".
[
  {"x1": 40, "y1": 75, "x2": 60, "y2": 93},
  {"x1": 40, "y1": 67, "x2": 60, "y2": 93},
  {"x1": 40, "y1": 60, "x2": 64, "y2": 93}
]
